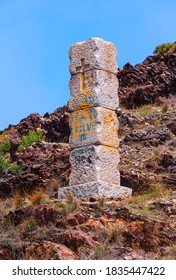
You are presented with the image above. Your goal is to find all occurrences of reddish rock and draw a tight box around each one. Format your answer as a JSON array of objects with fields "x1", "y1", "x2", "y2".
[
  {"x1": 114, "y1": 212, "x2": 176, "y2": 252},
  {"x1": 42, "y1": 105, "x2": 70, "y2": 143},
  {"x1": 0, "y1": 242, "x2": 25, "y2": 260},
  {"x1": 0, "y1": 142, "x2": 71, "y2": 198},
  {"x1": 63, "y1": 230, "x2": 97, "y2": 252},
  {"x1": 78, "y1": 219, "x2": 104, "y2": 231},
  {"x1": 100, "y1": 213, "x2": 114, "y2": 226},
  {"x1": 14, "y1": 113, "x2": 43, "y2": 138},
  {"x1": 120, "y1": 169, "x2": 150, "y2": 193},
  {"x1": 6, "y1": 205, "x2": 61, "y2": 226},
  {"x1": 66, "y1": 212, "x2": 86, "y2": 226},
  {"x1": 25, "y1": 241, "x2": 79, "y2": 260}
]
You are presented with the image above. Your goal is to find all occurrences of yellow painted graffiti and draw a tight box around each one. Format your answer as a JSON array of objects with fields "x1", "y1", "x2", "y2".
[
  {"x1": 73, "y1": 73, "x2": 93, "y2": 110},
  {"x1": 102, "y1": 112, "x2": 118, "y2": 147},
  {"x1": 70, "y1": 108, "x2": 97, "y2": 141}
]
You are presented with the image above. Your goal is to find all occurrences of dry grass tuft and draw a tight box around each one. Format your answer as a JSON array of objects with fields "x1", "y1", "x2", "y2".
[
  {"x1": 61, "y1": 196, "x2": 80, "y2": 215},
  {"x1": 28, "y1": 190, "x2": 48, "y2": 206},
  {"x1": 97, "y1": 223, "x2": 125, "y2": 243},
  {"x1": 131, "y1": 104, "x2": 159, "y2": 116}
]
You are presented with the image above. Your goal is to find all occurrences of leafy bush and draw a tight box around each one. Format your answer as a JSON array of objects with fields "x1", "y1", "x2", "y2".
[
  {"x1": 0, "y1": 158, "x2": 24, "y2": 175},
  {"x1": 153, "y1": 42, "x2": 176, "y2": 56},
  {"x1": 0, "y1": 158, "x2": 11, "y2": 174},
  {"x1": 18, "y1": 129, "x2": 44, "y2": 152},
  {"x1": 8, "y1": 164, "x2": 24, "y2": 175},
  {"x1": 0, "y1": 140, "x2": 10, "y2": 155}
]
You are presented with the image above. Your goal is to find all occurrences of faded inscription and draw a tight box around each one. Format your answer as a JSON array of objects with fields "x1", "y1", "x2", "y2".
[{"x1": 70, "y1": 107, "x2": 97, "y2": 142}]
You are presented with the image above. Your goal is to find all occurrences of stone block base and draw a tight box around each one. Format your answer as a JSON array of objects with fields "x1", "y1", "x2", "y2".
[
  {"x1": 70, "y1": 145, "x2": 120, "y2": 186},
  {"x1": 58, "y1": 181, "x2": 132, "y2": 199}
]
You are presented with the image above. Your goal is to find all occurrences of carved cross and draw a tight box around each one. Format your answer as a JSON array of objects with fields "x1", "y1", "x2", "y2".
[
  {"x1": 76, "y1": 58, "x2": 90, "y2": 73},
  {"x1": 76, "y1": 59, "x2": 90, "y2": 91}
]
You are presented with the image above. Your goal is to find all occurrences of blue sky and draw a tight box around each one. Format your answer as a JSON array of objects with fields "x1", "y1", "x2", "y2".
[{"x1": 0, "y1": 0, "x2": 175, "y2": 130}]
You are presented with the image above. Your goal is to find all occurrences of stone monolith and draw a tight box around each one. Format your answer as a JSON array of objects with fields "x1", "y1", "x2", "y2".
[{"x1": 58, "y1": 38, "x2": 132, "y2": 199}]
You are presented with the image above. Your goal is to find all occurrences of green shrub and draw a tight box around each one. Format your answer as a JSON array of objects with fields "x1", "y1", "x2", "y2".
[
  {"x1": 0, "y1": 140, "x2": 10, "y2": 156},
  {"x1": 18, "y1": 129, "x2": 44, "y2": 152},
  {"x1": 0, "y1": 158, "x2": 11, "y2": 174},
  {"x1": 8, "y1": 164, "x2": 24, "y2": 175},
  {"x1": 0, "y1": 158, "x2": 24, "y2": 175},
  {"x1": 0, "y1": 157, "x2": 24, "y2": 175},
  {"x1": 153, "y1": 42, "x2": 176, "y2": 56}
]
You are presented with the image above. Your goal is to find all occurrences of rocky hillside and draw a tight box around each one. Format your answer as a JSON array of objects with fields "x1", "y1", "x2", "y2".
[
  {"x1": 0, "y1": 48, "x2": 175, "y2": 260},
  {"x1": 118, "y1": 49, "x2": 176, "y2": 108}
]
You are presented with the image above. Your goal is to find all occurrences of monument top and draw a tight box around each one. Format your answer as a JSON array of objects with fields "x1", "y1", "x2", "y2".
[{"x1": 68, "y1": 37, "x2": 118, "y2": 75}]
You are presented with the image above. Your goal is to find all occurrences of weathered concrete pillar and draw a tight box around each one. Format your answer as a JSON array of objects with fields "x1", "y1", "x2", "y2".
[{"x1": 58, "y1": 38, "x2": 132, "y2": 199}]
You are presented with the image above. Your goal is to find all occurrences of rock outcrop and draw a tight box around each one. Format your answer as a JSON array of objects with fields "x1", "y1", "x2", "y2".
[{"x1": 118, "y1": 51, "x2": 176, "y2": 108}]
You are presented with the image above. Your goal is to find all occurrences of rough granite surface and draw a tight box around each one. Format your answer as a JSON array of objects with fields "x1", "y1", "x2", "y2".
[
  {"x1": 58, "y1": 181, "x2": 132, "y2": 199},
  {"x1": 69, "y1": 37, "x2": 118, "y2": 75},
  {"x1": 69, "y1": 69, "x2": 119, "y2": 111},
  {"x1": 69, "y1": 145, "x2": 120, "y2": 186},
  {"x1": 66, "y1": 37, "x2": 131, "y2": 199}
]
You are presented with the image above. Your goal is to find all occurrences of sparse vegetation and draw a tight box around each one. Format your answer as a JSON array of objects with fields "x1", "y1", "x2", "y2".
[
  {"x1": 152, "y1": 148, "x2": 162, "y2": 161},
  {"x1": 0, "y1": 136, "x2": 25, "y2": 175},
  {"x1": 98, "y1": 197, "x2": 105, "y2": 208},
  {"x1": 61, "y1": 196, "x2": 80, "y2": 215},
  {"x1": 131, "y1": 104, "x2": 158, "y2": 116},
  {"x1": 91, "y1": 242, "x2": 111, "y2": 260},
  {"x1": 0, "y1": 140, "x2": 10, "y2": 156},
  {"x1": 18, "y1": 129, "x2": 44, "y2": 152},
  {"x1": 98, "y1": 224, "x2": 125, "y2": 243},
  {"x1": 14, "y1": 195, "x2": 25, "y2": 210},
  {"x1": 127, "y1": 184, "x2": 171, "y2": 204},
  {"x1": 0, "y1": 158, "x2": 11, "y2": 174},
  {"x1": 28, "y1": 190, "x2": 48, "y2": 206},
  {"x1": 0, "y1": 158, "x2": 24, "y2": 175},
  {"x1": 159, "y1": 245, "x2": 176, "y2": 260},
  {"x1": 26, "y1": 219, "x2": 37, "y2": 231},
  {"x1": 8, "y1": 164, "x2": 25, "y2": 175},
  {"x1": 154, "y1": 42, "x2": 176, "y2": 56},
  {"x1": 123, "y1": 184, "x2": 172, "y2": 218},
  {"x1": 161, "y1": 104, "x2": 169, "y2": 114}
]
